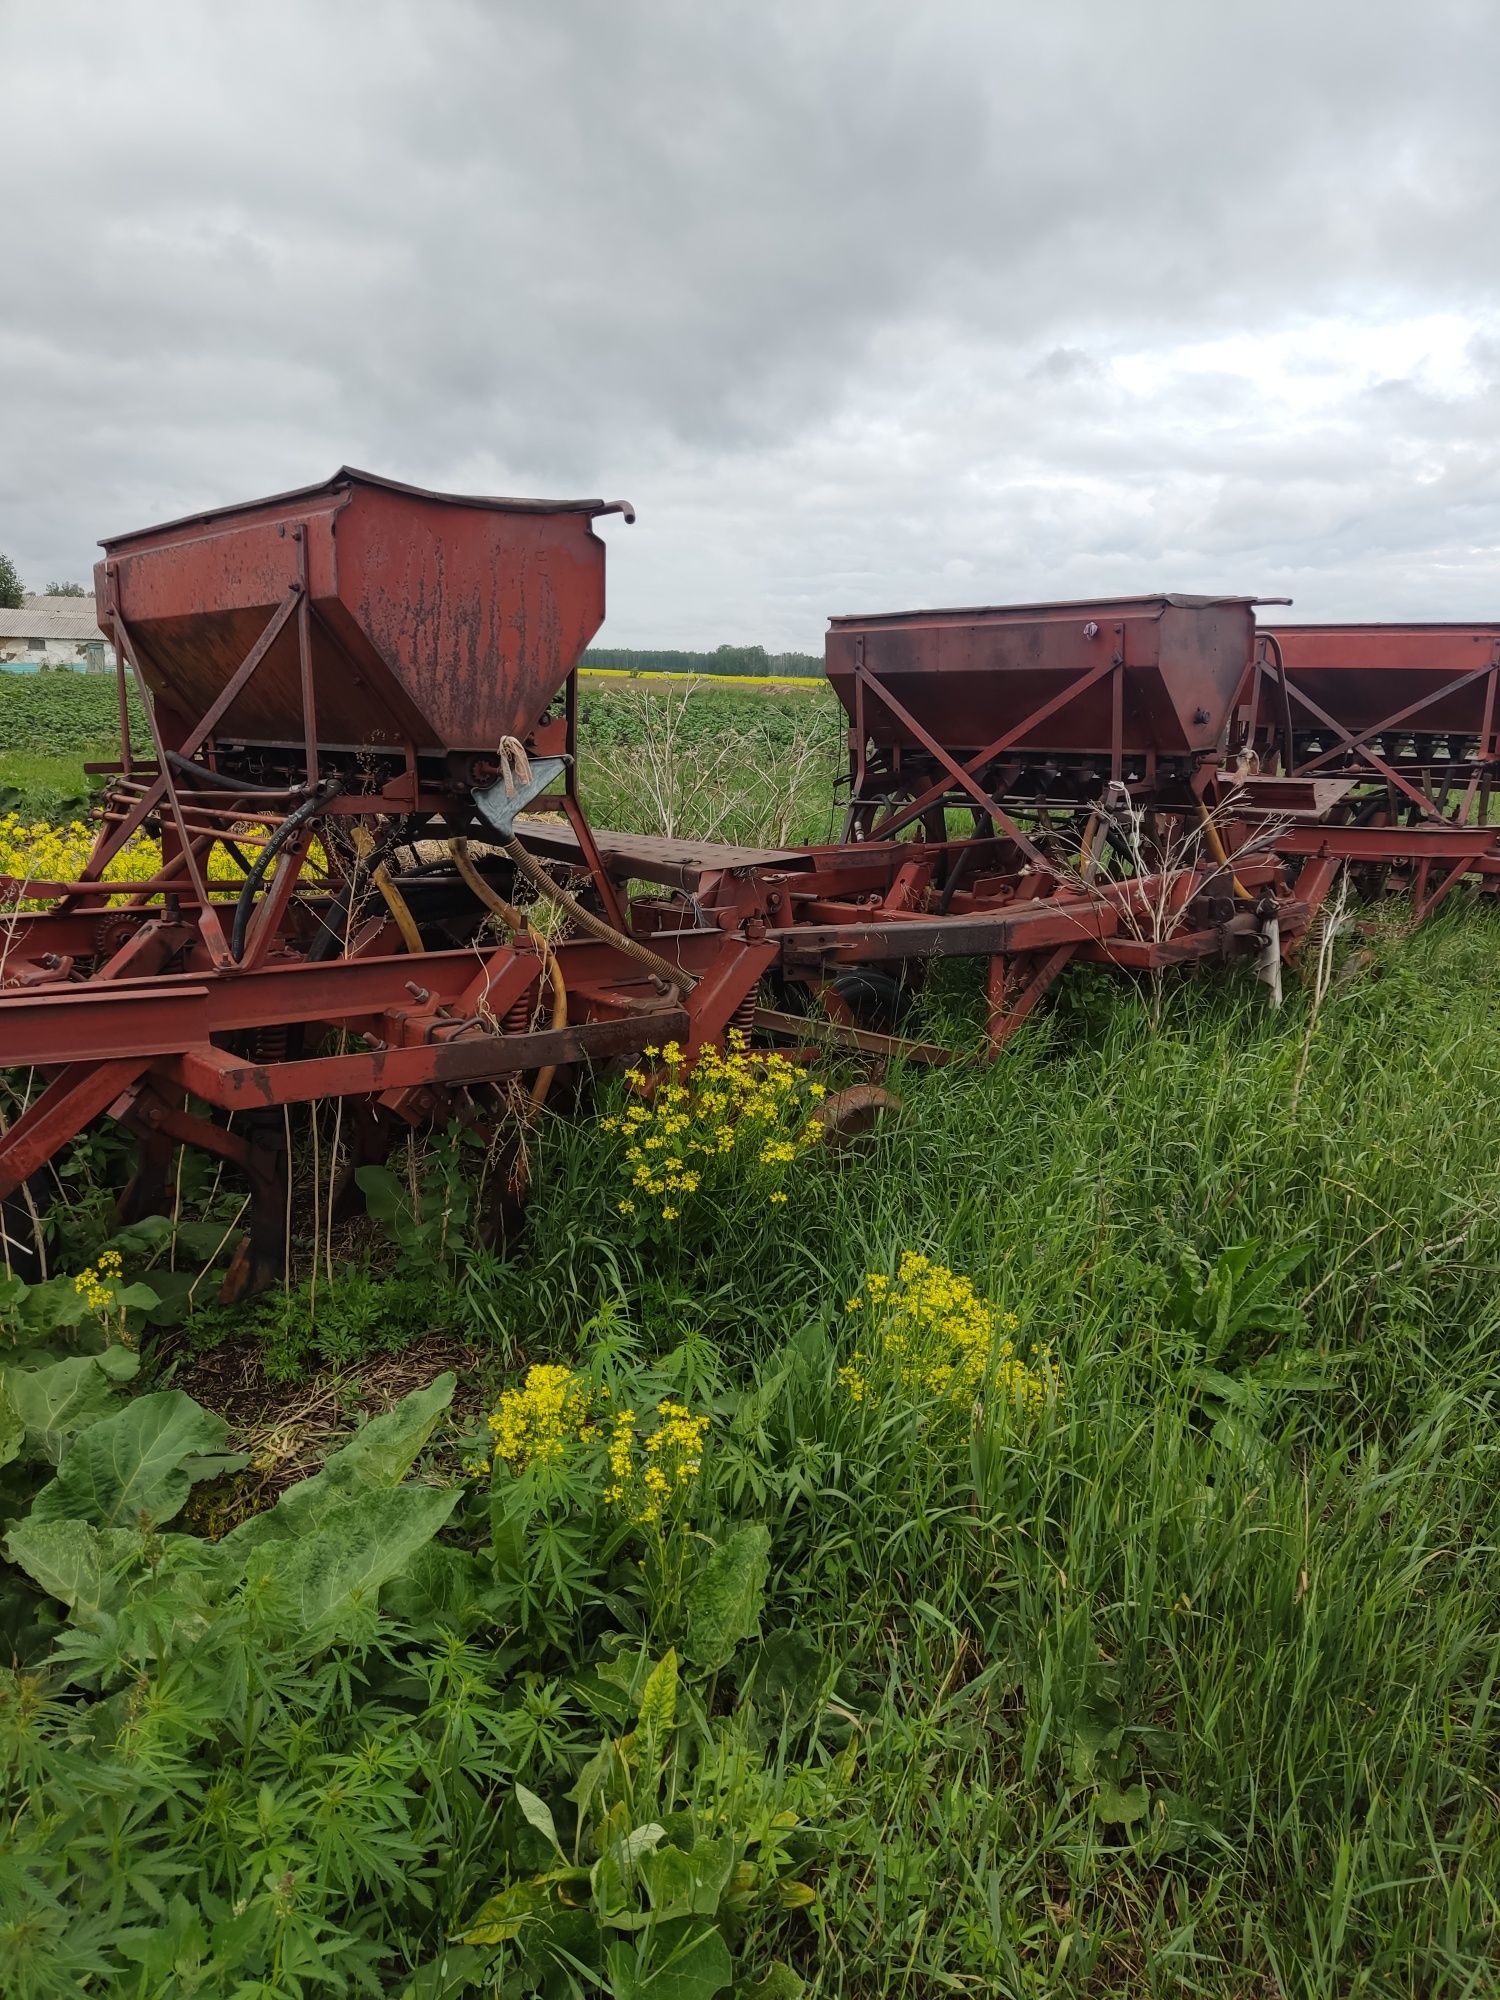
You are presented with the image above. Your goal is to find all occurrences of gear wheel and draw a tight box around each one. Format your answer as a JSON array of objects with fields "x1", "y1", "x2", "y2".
[{"x1": 92, "y1": 914, "x2": 142, "y2": 961}]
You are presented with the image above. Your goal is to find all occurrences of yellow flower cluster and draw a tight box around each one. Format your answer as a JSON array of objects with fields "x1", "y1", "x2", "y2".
[
  {"x1": 486, "y1": 1362, "x2": 601, "y2": 1470},
  {"x1": 478, "y1": 1367, "x2": 709, "y2": 1528},
  {"x1": 605, "y1": 1397, "x2": 709, "y2": 1524},
  {"x1": 72, "y1": 1247, "x2": 123, "y2": 1314},
  {"x1": 0, "y1": 813, "x2": 328, "y2": 913},
  {"x1": 600, "y1": 1031, "x2": 826, "y2": 1223},
  {"x1": 841, "y1": 1252, "x2": 1059, "y2": 1418}
]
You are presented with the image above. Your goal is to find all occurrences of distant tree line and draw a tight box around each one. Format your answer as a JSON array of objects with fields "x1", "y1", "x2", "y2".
[
  {"x1": 0, "y1": 554, "x2": 89, "y2": 609},
  {"x1": 581, "y1": 642, "x2": 823, "y2": 679}
]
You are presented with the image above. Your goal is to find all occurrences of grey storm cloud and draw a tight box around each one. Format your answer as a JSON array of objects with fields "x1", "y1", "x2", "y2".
[{"x1": 3, "y1": 0, "x2": 1498, "y2": 647}]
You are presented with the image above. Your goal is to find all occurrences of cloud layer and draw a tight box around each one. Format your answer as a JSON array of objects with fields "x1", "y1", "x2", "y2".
[{"x1": 5, "y1": 0, "x2": 1497, "y2": 646}]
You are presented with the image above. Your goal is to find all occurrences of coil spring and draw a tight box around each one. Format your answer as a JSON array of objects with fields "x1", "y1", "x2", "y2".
[
  {"x1": 502, "y1": 992, "x2": 534, "y2": 1035},
  {"x1": 251, "y1": 1024, "x2": 289, "y2": 1063},
  {"x1": 730, "y1": 990, "x2": 757, "y2": 1037}
]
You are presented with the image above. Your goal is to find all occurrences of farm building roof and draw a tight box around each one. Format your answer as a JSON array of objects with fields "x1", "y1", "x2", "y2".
[{"x1": 0, "y1": 594, "x2": 106, "y2": 643}]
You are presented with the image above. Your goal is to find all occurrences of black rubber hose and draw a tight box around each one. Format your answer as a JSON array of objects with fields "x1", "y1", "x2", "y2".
[
  {"x1": 165, "y1": 749, "x2": 295, "y2": 796},
  {"x1": 230, "y1": 787, "x2": 336, "y2": 960}
]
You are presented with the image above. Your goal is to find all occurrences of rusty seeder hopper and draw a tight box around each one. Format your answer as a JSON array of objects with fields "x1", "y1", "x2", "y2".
[
  {"x1": 1236, "y1": 622, "x2": 1500, "y2": 920},
  {"x1": 0, "y1": 470, "x2": 766, "y2": 1292},
  {"x1": 3, "y1": 471, "x2": 1493, "y2": 1294}
]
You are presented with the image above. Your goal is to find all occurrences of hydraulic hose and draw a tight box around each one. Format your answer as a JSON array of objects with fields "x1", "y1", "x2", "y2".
[
  {"x1": 1196, "y1": 798, "x2": 1253, "y2": 903},
  {"x1": 372, "y1": 863, "x2": 424, "y2": 953},
  {"x1": 165, "y1": 750, "x2": 293, "y2": 797},
  {"x1": 446, "y1": 837, "x2": 528, "y2": 934},
  {"x1": 229, "y1": 784, "x2": 336, "y2": 960}
]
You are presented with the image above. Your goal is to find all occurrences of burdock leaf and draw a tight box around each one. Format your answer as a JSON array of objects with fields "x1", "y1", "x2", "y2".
[
  {"x1": 253, "y1": 1485, "x2": 460, "y2": 1632},
  {"x1": 4, "y1": 1351, "x2": 139, "y2": 1463},
  {"x1": 5, "y1": 1516, "x2": 144, "y2": 1618},
  {"x1": 1094, "y1": 1781, "x2": 1150, "y2": 1826},
  {"x1": 226, "y1": 1371, "x2": 456, "y2": 1552},
  {"x1": 0, "y1": 1382, "x2": 22, "y2": 1469},
  {"x1": 684, "y1": 1524, "x2": 771, "y2": 1671},
  {"x1": 30, "y1": 1391, "x2": 228, "y2": 1529}
]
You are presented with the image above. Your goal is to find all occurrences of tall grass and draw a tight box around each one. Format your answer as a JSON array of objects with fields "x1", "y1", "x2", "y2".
[
  {"x1": 7, "y1": 674, "x2": 1500, "y2": 1993},
  {"x1": 506, "y1": 906, "x2": 1500, "y2": 1995}
]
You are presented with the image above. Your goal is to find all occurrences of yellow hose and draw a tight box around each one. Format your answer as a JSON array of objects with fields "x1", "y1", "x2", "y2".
[
  {"x1": 447, "y1": 837, "x2": 527, "y2": 935},
  {"x1": 1196, "y1": 799, "x2": 1252, "y2": 902},
  {"x1": 372, "y1": 861, "x2": 424, "y2": 952}
]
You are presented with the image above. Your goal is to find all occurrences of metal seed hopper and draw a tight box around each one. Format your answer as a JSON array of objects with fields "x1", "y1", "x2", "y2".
[
  {"x1": 4, "y1": 470, "x2": 1490, "y2": 1295},
  {"x1": 826, "y1": 594, "x2": 1262, "y2": 843}
]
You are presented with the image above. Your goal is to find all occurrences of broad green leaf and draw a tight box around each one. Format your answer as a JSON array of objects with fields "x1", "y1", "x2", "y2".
[
  {"x1": 105, "y1": 1215, "x2": 174, "y2": 1256},
  {"x1": 775, "y1": 1880, "x2": 817, "y2": 1908},
  {"x1": 594, "y1": 1649, "x2": 650, "y2": 1704},
  {"x1": 515, "y1": 1783, "x2": 563, "y2": 1857},
  {"x1": 255, "y1": 1490, "x2": 443, "y2": 1615},
  {"x1": 382, "y1": 1542, "x2": 493, "y2": 1632},
  {"x1": 30, "y1": 1390, "x2": 229, "y2": 1529},
  {"x1": 297, "y1": 1368, "x2": 456, "y2": 1487},
  {"x1": 15, "y1": 1275, "x2": 94, "y2": 1337},
  {"x1": 0, "y1": 1381, "x2": 21, "y2": 1469},
  {"x1": 354, "y1": 1162, "x2": 407, "y2": 1224},
  {"x1": 754, "y1": 1629, "x2": 825, "y2": 1722},
  {"x1": 568, "y1": 1736, "x2": 617, "y2": 1826},
  {"x1": 252, "y1": 1484, "x2": 460, "y2": 1633},
  {"x1": 742, "y1": 1966, "x2": 804, "y2": 2000},
  {"x1": 112, "y1": 1282, "x2": 161, "y2": 1313},
  {"x1": 729, "y1": 1365, "x2": 790, "y2": 1436},
  {"x1": 94, "y1": 1345, "x2": 142, "y2": 1381},
  {"x1": 1094, "y1": 1780, "x2": 1150, "y2": 1826},
  {"x1": 226, "y1": 1371, "x2": 455, "y2": 1552},
  {"x1": 638, "y1": 1648, "x2": 678, "y2": 1735},
  {"x1": 604, "y1": 1922, "x2": 732, "y2": 2000},
  {"x1": 399, "y1": 1945, "x2": 493, "y2": 1998},
  {"x1": 684, "y1": 1524, "x2": 770, "y2": 1671},
  {"x1": 592, "y1": 1822, "x2": 668, "y2": 1929},
  {"x1": 4, "y1": 1351, "x2": 139, "y2": 1463},
  {"x1": 5, "y1": 1516, "x2": 144, "y2": 1619},
  {"x1": 1064, "y1": 1714, "x2": 1124, "y2": 1786},
  {"x1": 619, "y1": 1823, "x2": 667, "y2": 1867},
  {"x1": 456, "y1": 1877, "x2": 555, "y2": 1946},
  {"x1": 637, "y1": 1836, "x2": 733, "y2": 1922}
]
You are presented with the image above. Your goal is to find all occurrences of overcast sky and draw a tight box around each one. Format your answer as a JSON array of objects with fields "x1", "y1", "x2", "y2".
[{"x1": 5, "y1": 0, "x2": 1498, "y2": 649}]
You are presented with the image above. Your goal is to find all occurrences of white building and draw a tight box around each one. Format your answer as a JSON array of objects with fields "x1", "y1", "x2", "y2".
[{"x1": 0, "y1": 595, "x2": 115, "y2": 673}]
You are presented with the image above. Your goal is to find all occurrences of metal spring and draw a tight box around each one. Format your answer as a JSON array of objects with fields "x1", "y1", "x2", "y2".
[
  {"x1": 502, "y1": 993, "x2": 534, "y2": 1035},
  {"x1": 251, "y1": 1024, "x2": 289, "y2": 1062},
  {"x1": 730, "y1": 990, "x2": 757, "y2": 1036}
]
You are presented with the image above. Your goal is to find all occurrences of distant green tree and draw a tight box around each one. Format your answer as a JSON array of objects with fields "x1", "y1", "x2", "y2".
[
  {"x1": 714, "y1": 642, "x2": 771, "y2": 677},
  {"x1": 0, "y1": 551, "x2": 23, "y2": 610},
  {"x1": 45, "y1": 580, "x2": 87, "y2": 597}
]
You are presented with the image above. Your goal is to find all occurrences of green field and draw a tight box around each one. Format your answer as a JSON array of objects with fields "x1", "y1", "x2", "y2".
[{"x1": 3, "y1": 673, "x2": 1499, "y2": 1998}]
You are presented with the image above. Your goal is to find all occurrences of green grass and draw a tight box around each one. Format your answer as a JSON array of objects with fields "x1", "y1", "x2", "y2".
[
  {"x1": 4, "y1": 671, "x2": 1500, "y2": 1994},
  {"x1": 0, "y1": 750, "x2": 105, "y2": 822},
  {"x1": 493, "y1": 910, "x2": 1500, "y2": 1994}
]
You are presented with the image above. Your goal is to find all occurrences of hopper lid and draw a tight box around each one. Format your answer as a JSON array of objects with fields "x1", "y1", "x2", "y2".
[{"x1": 100, "y1": 465, "x2": 635, "y2": 549}]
